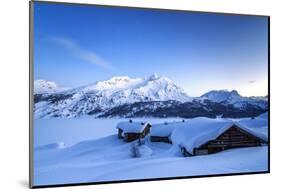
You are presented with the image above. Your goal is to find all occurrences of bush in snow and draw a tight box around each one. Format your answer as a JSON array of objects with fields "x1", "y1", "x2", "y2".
[
  {"x1": 130, "y1": 143, "x2": 140, "y2": 158},
  {"x1": 130, "y1": 141, "x2": 153, "y2": 158}
]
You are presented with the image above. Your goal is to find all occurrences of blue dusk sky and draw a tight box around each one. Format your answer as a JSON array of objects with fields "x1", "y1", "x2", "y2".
[{"x1": 34, "y1": 2, "x2": 268, "y2": 97}]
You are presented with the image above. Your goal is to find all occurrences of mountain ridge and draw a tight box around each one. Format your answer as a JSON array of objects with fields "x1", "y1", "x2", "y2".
[{"x1": 34, "y1": 75, "x2": 268, "y2": 118}]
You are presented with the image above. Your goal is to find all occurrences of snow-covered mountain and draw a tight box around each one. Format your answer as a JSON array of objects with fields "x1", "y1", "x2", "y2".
[
  {"x1": 70, "y1": 74, "x2": 191, "y2": 103},
  {"x1": 34, "y1": 80, "x2": 65, "y2": 94},
  {"x1": 199, "y1": 90, "x2": 243, "y2": 103},
  {"x1": 34, "y1": 74, "x2": 192, "y2": 118},
  {"x1": 198, "y1": 90, "x2": 267, "y2": 109},
  {"x1": 33, "y1": 75, "x2": 268, "y2": 118}
]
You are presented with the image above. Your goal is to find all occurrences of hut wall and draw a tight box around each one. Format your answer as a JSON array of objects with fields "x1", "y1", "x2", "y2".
[
  {"x1": 194, "y1": 149, "x2": 208, "y2": 155},
  {"x1": 124, "y1": 133, "x2": 141, "y2": 142},
  {"x1": 193, "y1": 125, "x2": 265, "y2": 156},
  {"x1": 150, "y1": 136, "x2": 171, "y2": 143},
  {"x1": 122, "y1": 125, "x2": 151, "y2": 142}
]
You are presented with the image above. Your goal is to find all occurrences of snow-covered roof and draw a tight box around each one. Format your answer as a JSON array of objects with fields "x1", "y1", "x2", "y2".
[
  {"x1": 170, "y1": 118, "x2": 233, "y2": 154},
  {"x1": 116, "y1": 121, "x2": 150, "y2": 133},
  {"x1": 235, "y1": 117, "x2": 268, "y2": 142},
  {"x1": 150, "y1": 121, "x2": 186, "y2": 137},
  {"x1": 163, "y1": 117, "x2": 268, "y2": 154},
  {"x1": 233, "y1": 122, "x2": 268, "y2": 142}
]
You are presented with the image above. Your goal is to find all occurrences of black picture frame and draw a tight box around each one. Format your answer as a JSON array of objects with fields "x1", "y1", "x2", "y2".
[{"x1": 29, "y1": 1, "x2": 270, "y2": 188}]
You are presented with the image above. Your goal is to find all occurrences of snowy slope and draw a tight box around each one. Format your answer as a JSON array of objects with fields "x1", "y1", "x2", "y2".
[{"x1": 35, "y1": 141, "x2": 268, "y2": 186}]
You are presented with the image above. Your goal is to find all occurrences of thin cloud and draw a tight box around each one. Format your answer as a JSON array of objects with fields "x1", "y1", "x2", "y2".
[{"x1": 51, "y1": 37, "x2": 112, "y2": 69}]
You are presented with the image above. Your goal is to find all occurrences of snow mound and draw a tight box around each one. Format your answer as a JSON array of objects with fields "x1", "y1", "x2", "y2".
[
  {"x1": 131, "y1": 143, "x2": 153, "y2": 158},
  {"x1": 138, "y1": 145, "x2": 153, "y2": 157}
]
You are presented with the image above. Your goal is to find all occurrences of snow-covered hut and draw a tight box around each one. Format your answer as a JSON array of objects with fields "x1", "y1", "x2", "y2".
[
  {"x1": 116, "y1": 120, "x2": 152, "y2": 142},
  {"x1": 170, "y1": 118, "x2": 268, "y2": 156},
  {"x1": 150, "y1": 122, "x2": 185, "y2": 143}
]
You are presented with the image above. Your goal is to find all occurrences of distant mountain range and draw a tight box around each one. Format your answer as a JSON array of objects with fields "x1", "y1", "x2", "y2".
[{"x1": 34, "y1": 74, "x2": 268, "y2": 118}]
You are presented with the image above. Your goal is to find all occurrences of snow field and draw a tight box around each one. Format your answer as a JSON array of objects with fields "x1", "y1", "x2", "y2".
[{"x1": 34, "y1": 116, "x2": 268, "y2": 186}]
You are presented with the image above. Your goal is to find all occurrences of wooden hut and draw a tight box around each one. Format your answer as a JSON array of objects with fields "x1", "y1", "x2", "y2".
[
  {"x1": 150, "y1": 121, "x2": 184, "y2": 144},
  {"x1": 179, "y1": 122, "x2": 268, "y2": 157},
  {"x1": 116, "y1": 121, "x2": 151, "y2": 142}
]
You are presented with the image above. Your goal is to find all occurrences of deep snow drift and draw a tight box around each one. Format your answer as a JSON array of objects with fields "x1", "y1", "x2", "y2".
[{"x1": 34, "y1": 115, "x2": 268, "y2": 186}]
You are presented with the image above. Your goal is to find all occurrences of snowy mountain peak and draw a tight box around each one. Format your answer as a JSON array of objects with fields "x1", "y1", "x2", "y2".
[
  {"x1": 34, "y1": 75, "x2": 194, "y2": 118},
  {"x1": 90, "y1": 76, "x2": 140, "y2": 91},
  {"x1": 230, "y1": 90, "x2": 239, "y2": 96},
  {"x1": 34, "y1": 77, "x2": 268, "y2": 118},
  {"x1": 146, "y1": 73, "x2": 173, "y2": 83},
  {"x1": 76, "y1": 74, "x2": 190, "y2": 101},
  {"x1": 34, "y1": 80, "x2": 62, "y2": 94},
  {"x1": 198, "y1": 89, "x2": 267, "y2": 109},
  {"x1": 91, "y1": 74, "x2": 190, "y2": 102},
  {"x1": 105, "y1": 76, "x2": 132, "y2": 83},
  {"x1": 148, "y1": 73, "x2": 160, "y2": 80},
  {"x1": 200, "y1": 89, "x2": 242, "y2": 102}
]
